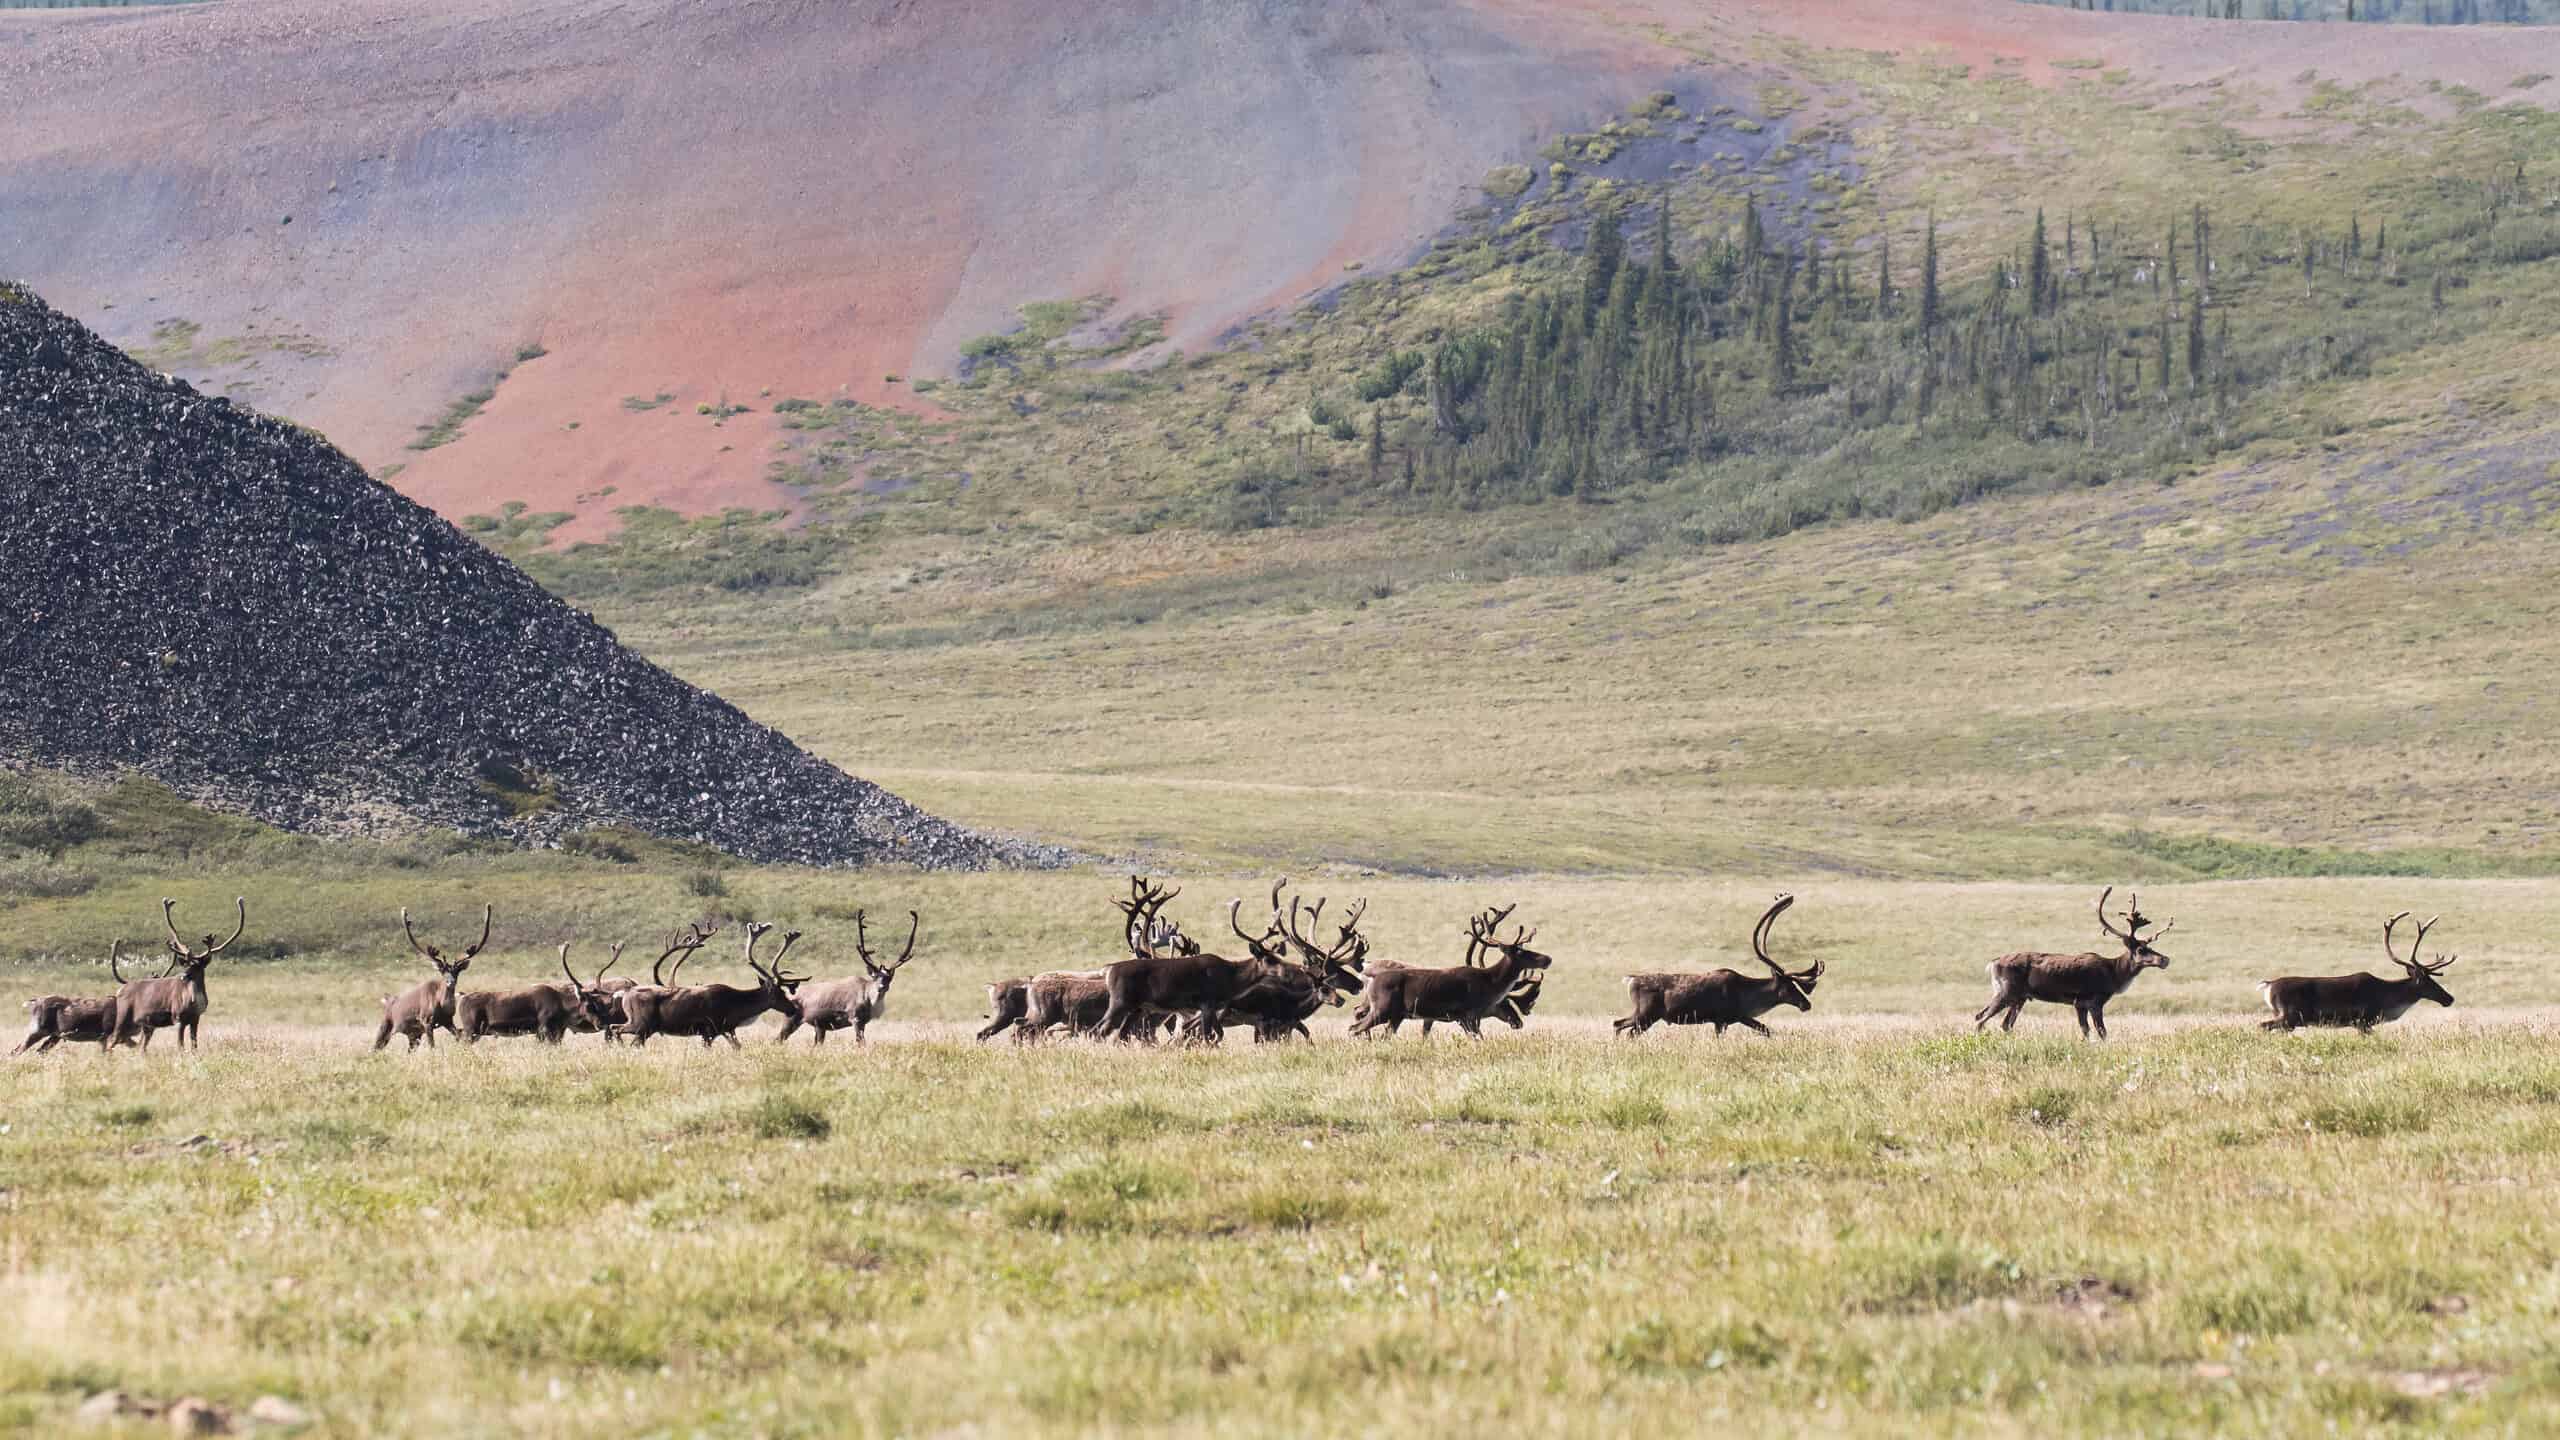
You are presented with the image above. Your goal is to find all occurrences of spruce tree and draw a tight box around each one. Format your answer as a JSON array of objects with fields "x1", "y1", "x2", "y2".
[
  {"x1": 1367, "y1": 410, "x2": 1385, "y2": 483},
  {"x1": 1920, "y1": 214, "x2": 1941, "y2": 337},
  {"x1": 2186, "y1": 298, "x2": 2206, "y2": 392},
  {"x1": 2156, "y1": 310, "x2": 2172, "y2": 399},
  {"x1": 1770, "y1": 261, "x2": 1797, "y2": 395},
  {"x1": 1582, "y1": 207, "x2": 1625, "y2": 325},
  {"x1": 2348, "y1": 215, "x2": 2363, "y2": 263},
  {"x1": 2029, "y1": 208, "x2": 2053, "y2": 316},
  {"x1": 1875, "y1": 235, "x2": 1892, "y2": 317},
  {"x1": 2192, "y1": 204, "x2": 2211, "y2": 296}
]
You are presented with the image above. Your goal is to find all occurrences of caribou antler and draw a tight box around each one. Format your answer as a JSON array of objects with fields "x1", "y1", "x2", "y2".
[
  {"x1": 855, "y1": 910, "x2": 923, "y2": 976},
  {"x1": 652, "y1": 921, "x2": 719, "y2": 986},
  {"x1": 598, "y1": 941, "x2": 627, "y2": 983},
  {"x1": 163, "y1": 896, "x2": 246, "y2": 960},
  {"x1": 559, "y1": 942, "x2": 585, "y2": 990},
  {"x1": 464, "y1": 903, "x2": 492, "y2": 959},
  {"x1": 401, "y1": 907, "x2": 434, "y2": 960}
]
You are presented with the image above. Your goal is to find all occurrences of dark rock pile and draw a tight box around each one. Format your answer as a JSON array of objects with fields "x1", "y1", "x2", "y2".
[{"x1": 0, "y1": 282, "x2": 1054, "y2": 870}]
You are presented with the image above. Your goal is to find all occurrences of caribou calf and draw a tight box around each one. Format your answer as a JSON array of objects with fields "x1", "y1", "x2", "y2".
[
  {"x1": 778, "y1": 910, "x2": 922, "y2": 1045},
  {"x1": 16, "y1": 941, "x2": 145, "y2": 1056},
  {"x1": 112, "y1": 897, "x2": 245, "y2": 1051},
  {"x1": 1617, "y1": 894, "x2": 1822, "y2": 1037},
  {"x1": 1348, "y1": 905, "x2": 1556, "y2": 1039},
  {"x1": 1975, "y1": 887, "x2": 2173, "y2": 1040},
  {"x1": 2262, "y1": 911, "x2": 2458, "y2": 1034},
  {"x1": 377, "y1": 904, "x2": 487, "y2": 1051}
]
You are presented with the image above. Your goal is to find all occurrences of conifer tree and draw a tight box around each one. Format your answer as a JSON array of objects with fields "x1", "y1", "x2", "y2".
[
  {"x1": 1770, "y1": 260, "x2": 1797, "y2": 394},
  {"x1": 1920, "y1": 214, "x2": 1941, "y2": 337},
  {"x1": 2187, "y1": 298, "x2": 2206, "y2": 392},
  {"x1": 1875, "y1": 235, "x2": 1892, "y2": 317},
  {"x1": 2029, "y1": 209, "x2": 2053, "y2": 316}
]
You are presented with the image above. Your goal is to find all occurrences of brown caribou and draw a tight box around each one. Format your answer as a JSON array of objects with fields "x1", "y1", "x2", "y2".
[
  {"x1": 375, "y1": 904, "x2": 489, "y2": 1051},
  {"x1": 617, "y1": 922, "x2": 806, "y2": 1047},
  {"x1": 16, "y1": 940, "x2": 149, "y2": 1056},
  {"x1": 111, "y1": 897, "x2": 245, "y2": 1050},
  {"x1": 1196, "y1": 894, "x2": 1369, "y2": 1043},
  {"x1": 1974, "y1": 887, "x2": 2173, "y2": 1039},
  {"x1": 1347, "y1": 905, "x2": 1556, "y2": 1039},
  {"x1": 1093, "y1": 891, "x2": 1304, "y2": 1042},
  {"x1": 1616, "y1": 894, "x2": 1823, "y2": 1037},
  {"x1": 600, "y1": 923, "x2": 723, "y2": 1039},
  {"x1": 2261, "y1": 911, "x2": 2458, "y2": 1033},
  {"x1": 776, "y1": 909, "x2": 923, "y2": 1045},
  {"x1": 980, "y1": 876, "x2": 1198, "y2": 1042}
]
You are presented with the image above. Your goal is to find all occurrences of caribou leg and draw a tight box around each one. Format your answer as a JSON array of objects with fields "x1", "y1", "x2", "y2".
[
  {"x1": 1739, "y1": 1018, "x2": 1773, "y2": 1037},
  {"x1": 2088, "y1": 1003, "x2": 2109, "y2": 1040}
]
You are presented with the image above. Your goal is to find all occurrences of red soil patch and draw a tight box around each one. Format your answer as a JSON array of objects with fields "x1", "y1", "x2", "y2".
[{"x1": 2, "y1": 1, "x2": 2544, "y2": 533}]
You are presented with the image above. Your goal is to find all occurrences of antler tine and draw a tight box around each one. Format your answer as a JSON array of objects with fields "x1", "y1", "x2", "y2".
[
  {"x1": 468, "y1": 903, "x2": 492, "y2": 957},
  {"x1": 161, "y1": 897, "x2": 184, "y2": 954},
  {"x1": 203, "y1": 897, "x2": 247, "y2": 956},
  {"x1": 1269, "y1": 877, "x2": 1287, "y2": 915},
  {"x1": 2145, "y1": 916, "x2": 2175, "y2": 945},
  {"x1": 771, "y1": 929, "x2": 804, "y2": 972},
  {"x1": 2411, "y1": 914, "x2": 2441, "y2": 957},
  {"x1": 854, "y1": 908, "x2": 875, "y2": 967},
  {"x1": 1752, "y1": 893, "x2": 1796, "y2": 972},
  {"x1": 559, "y1": 942, "x2": 582, "y2": 989},
  {"x1": 108, "y1": 938, "x2": 127, "y2": 985},
  {"x1": 2382, "y1": 910, "x2": 2415, "y2": 967},
  {"x1": 599, "y1": 941, "x2": 625, "y2": 982},
  {"x1": 742, "y1": 921, "x2": 774, "y2": 976},
  {"x1": 1228, "y1": 896, "x2": 1258, "y2": 950},
  {"x1": 893, "y1": 910, "x2": 920, "y2": 969},
  {"x1": 2427, "y1": 952, "x2": 2460, "y2": 974},
  {"x1": 2094, "y1": 885, "x2": 2132, "y2": 943},
  {"x1": 399, "y1": 907, "x2": 430, "y2": 960}
]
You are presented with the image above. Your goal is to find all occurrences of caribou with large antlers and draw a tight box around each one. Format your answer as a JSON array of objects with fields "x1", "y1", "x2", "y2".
[
  {"x1": 1974, "y1": 887, "x2": 2173, "y2": 1039},
  {"x1": 376, "y1": 905, "x2": 489, "y2": 1051},
  {"x1": 1199, "y1": 894, "x2": 1369, "y2": 1043},
  {"x1": 1093, "y1": 891, "x2": 1304, "y2": 1043},
  {"x1": 1347, "y1": 905, "x2": 1556, "y2": 1038},
  {"x1": 16, "y1": 940, "x2": 146, "y2": 1056},
  {"x1": 616, "y1": 922, "x2": 806, "y2": 1047},
  {"x1": 777, "y1": 910, "x2": 922, "y2": 1045},
  {"x1": 1616, "y1": 894, "x2": 1822, "y2": 1037},
  {"x1": 111, "y1": 897, "x2": 245, "y2": 1050},
  {"x1": 981, "y1": 877, "x2": 1216, "y2": 1042},
  {"x1": 2261, "y1": 911, "x2": 2459, "y2": 1033}
]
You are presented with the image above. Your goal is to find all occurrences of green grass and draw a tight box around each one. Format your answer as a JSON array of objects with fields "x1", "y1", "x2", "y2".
[{"x1": 4, "y1": 1025, "x2": 2557, "y2": 1434}]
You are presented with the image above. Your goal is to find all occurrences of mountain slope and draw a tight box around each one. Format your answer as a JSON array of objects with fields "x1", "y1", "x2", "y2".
[{"x1": 0, "y1": 282, "x2": 1043, "y2": 869}]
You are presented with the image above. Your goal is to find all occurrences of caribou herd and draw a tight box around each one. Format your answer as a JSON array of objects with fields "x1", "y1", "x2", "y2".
[{"x1": 14, "y1": 880, "x2": 2470, "y2": 1058}]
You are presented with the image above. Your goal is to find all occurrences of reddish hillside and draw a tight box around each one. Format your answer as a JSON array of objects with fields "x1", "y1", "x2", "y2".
[{"x1": 2, "y1": 0, "x2": 2544, "y2": 533}]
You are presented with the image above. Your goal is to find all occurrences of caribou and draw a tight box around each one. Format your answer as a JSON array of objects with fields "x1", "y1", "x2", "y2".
[
  {"x1": 616, "y1": 922, "x2": 806, "y2": 1047},
  {"x1": 601, "y1": 923, "x2": 723, "y2": 1039},
  {"x1": 1616, "y1": 894, "x2": 1822, "y2": 1037},
  {"x1": 16, "y1": 940, "x2": 146, "y2": 1056},
  {"x1": 1347, "y1": 905, "x2": 1556, "y2": 1039},
  {"x1": 2261, "y1": 911, "x2": 2458, "y2": 1033},
  {"x1": 1974, "y1": 886, "x2": 2173, "y2": 1039},
  {"x1": 981, "y1": 877, "x2": 1197, "y2": 1042},
  {"x1": 112, "y1": 897, "x2": 245, "y2": 1051},
  {"x1": 375, "y1": 905, "x2": 489, "y2": 1051},
  {"x1": 1093, "y1": 892, "x2": 1305, "y2": 1042},
  {"x1": 1208, "y1": 894, "x2": 1368, "y2": 1043},
  {"x1": 455, "y1": 942, "x2": 595, "y2": 1045},
  {"x1": 776, "y1": 909, "x2": 922, "y2": 1045}
]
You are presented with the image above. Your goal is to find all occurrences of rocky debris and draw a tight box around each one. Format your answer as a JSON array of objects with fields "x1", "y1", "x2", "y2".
[{"x1": 0, "y1": 284, "x2": 1062, "y2": 870}]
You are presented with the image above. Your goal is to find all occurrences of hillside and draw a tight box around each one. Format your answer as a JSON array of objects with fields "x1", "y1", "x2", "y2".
[
  {"x1": 4, "y1": 0, "x2": 2552, "y2": 534},
  {"x1": 0, "y1": 283, "x2": 1039, "y2": 869}
]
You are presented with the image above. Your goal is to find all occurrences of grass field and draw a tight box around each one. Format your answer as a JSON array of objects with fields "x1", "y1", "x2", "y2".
[
  {"x1": 7, "y1": 1009, "x2": 2559, "y2": 1436},
  {"x1": 10, "y1": 865, "x2": 2560, "y2": 1433}
]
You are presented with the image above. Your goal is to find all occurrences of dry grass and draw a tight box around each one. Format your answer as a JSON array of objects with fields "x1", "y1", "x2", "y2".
[{"x1": 7, "y1": 1009, "x2": 2559, "y2": 1436}]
